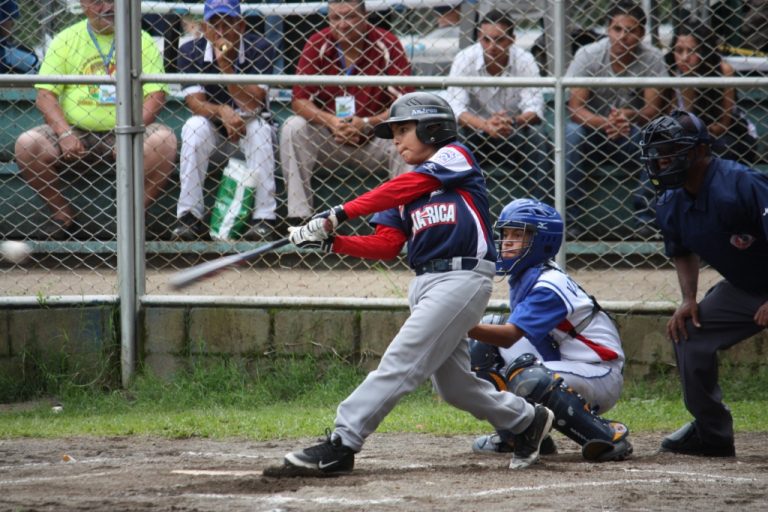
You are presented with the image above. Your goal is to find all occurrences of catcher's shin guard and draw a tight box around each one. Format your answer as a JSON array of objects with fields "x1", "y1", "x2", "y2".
[{"x1": 504, "y1": 354, "x2": 630, "y2": 460}]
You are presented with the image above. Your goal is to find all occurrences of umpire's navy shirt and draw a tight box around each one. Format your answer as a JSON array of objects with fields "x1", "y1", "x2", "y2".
[
  {"x1": 655, "y1": 157, "x2": 768, "y2": 293},
  {"x1": 177, "y1": 34, "x2": 274, "y2": 108}
]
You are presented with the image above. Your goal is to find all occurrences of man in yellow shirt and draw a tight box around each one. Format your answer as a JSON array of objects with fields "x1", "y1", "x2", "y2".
[{"x1": 14, "y1": 0, "x2": 177, "y2": 239}]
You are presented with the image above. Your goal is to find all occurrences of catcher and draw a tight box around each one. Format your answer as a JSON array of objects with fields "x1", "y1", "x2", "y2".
[{"x1": 467, "y1": 198, "x2": 633, "y2": 462}]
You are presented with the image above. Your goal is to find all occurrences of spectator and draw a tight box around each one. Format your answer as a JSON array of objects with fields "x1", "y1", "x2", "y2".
[
  {"x1": 665, "y1": 20, "x2": 759, "y2": 165},
  {"x1": 0, "y1": 0, "x2": 39, "y2": 74},
  {"x1": 445, "y1": 9, "x2": 551, "y2": 203},
  {"x1": 14, "y1": 0, "x2": 176, "y2": 240},
  {"x1": 564, "y1": 0, "x2": 667, "y2": 239},
  {"x1": 279, "y1": 0, "x2": 412, "y2": 226},
  {"x1": 639, "y1": 110, "x2": 768, "y2": 457},
  {"x1": 174, "y1": 0, "x2": 278, "y2": 241}
]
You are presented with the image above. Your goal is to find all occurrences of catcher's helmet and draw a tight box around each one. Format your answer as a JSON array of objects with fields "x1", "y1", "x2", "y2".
[
  {"x1": 373, "y1": 92, "x2": 457, "y2": 147},
  {"x1": 496, "y1": 199, "x2": 563, "y2": 276},
  {"x1": 639, "y1": 110, "x2": 710, "y2": 192}
]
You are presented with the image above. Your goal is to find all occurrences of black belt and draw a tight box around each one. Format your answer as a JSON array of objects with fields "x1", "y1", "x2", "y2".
[{"x1": 414, "y1": 258, "x2": 480, "y2": 276}]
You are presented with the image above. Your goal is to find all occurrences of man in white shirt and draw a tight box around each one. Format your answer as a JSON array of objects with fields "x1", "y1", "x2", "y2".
[{"x1": 445, "y1": 10, "x2": 551, "y2": 203}]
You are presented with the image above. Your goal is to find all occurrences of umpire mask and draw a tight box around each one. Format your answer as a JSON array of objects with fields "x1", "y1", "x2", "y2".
[{"x1": 639, "y1": 110, "x2": 710, "y2": 192}]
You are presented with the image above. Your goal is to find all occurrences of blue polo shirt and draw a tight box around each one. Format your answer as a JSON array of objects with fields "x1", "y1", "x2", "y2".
[
  {"x1": 177, "y1": 33, "x2": 274, "y2": 108},
  {"x1": 655, "y1": 158, "x2": 768, "y2": 293}
]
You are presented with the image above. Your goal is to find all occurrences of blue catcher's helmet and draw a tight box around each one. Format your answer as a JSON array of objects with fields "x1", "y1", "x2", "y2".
[
  {"x1": 639, "y1": 110, "x2": 710, "y2": 192},
  {"x1": 496, "y1": 199, "x2": 563, "y2": 276}
]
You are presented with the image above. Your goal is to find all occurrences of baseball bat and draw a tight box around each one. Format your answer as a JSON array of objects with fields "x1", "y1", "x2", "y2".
[{"x1": 168, "y1": 238, "x2": 291, "y2": 290}]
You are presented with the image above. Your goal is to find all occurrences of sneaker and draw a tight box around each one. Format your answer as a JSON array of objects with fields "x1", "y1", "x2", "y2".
[
  {"x1": 242, "y1": 219, "x2": 276, "y2": 241},
  {"x1": 283, "y1": 430, "x2": 356, "y2": 475},
  {"x1": 173, "y1": 213, "x2": 207, "y2": 241},
  {"x1": 509, "y1": 404, "x2": 555, "y2": 470},
  {"x1": 582, "y1": 438, "x2": 634, "y2": 462},
  {"x1": 472, "y1": 432, "x2": 557, "y2": 456},
  {"x1": 660, "y1": 421, "x2": 735, "y2": 457}
]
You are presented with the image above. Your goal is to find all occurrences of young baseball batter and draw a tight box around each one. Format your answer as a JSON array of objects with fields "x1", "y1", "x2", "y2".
[
  {"x1": 467, "y1": 198, "x2": 633, "y2": 462},
  {"x1": 275, "y1": 92, "x2": 554, "y2": 475}
]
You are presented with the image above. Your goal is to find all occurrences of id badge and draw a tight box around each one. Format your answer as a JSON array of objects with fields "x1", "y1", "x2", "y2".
[
  {"x1": 335, "y1": 95, "x2": 355, "y2": 119},
  {"x1": 98, "y1": 84, "x2": 117, "y2": 104}
]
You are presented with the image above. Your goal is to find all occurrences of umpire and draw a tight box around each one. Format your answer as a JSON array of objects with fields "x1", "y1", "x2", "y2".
[{"x1": 640, "y1": 110, "x2": 768, "y2": 457}]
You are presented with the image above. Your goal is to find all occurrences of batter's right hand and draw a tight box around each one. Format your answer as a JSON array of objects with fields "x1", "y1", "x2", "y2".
[{"x1": 288, "y1": 218, "x2": 330, "y2": 246}]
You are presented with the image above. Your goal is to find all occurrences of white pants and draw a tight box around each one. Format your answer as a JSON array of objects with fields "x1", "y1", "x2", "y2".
[
  {"x1": 177, "y1": 115, "x2": 277, "y2": 220},
  {"x1": 279, "y1": 115, "x2": 411, "y2": 219}
]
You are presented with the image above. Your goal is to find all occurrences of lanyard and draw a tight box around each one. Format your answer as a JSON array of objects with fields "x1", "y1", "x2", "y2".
[
  {"x1": 86, "y1": 22, "x2": 115, "y2": 74},
  {"x1": 335, "y1": 44, "x2": 356, "y2": 76}
]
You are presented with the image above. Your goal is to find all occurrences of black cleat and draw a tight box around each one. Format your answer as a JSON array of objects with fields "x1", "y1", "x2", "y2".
[
  {"x1": 472, "y1": 432, "x2": 558, "y2": 456},
  {"x1": 660, "y1": 422, "x2": 735, "y2": 457},
  {"x1": 509, "y1": 405, "x2": 555, "y2": 470},
  {"x1": 283, "y1": 430, "x2": 356, "y2": 475}
]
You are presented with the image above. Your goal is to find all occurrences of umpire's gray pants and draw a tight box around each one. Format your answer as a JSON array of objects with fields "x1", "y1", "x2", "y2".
[
  {"x1": 334, "y1": 261, "x2": 534, "y2": 452},
  {"x1": 674, "y1": 279, "x2": 767, "y2": 445}
]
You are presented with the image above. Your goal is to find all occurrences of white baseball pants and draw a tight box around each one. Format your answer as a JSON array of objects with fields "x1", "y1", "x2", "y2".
[{"x1": 177, "y1": 115, "x2": 277, "y2": 220}]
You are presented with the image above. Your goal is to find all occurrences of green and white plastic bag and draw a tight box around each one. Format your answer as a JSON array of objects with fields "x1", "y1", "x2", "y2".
[{"x1": 209, "y1": 158, "x2": 257, "y2": 241}]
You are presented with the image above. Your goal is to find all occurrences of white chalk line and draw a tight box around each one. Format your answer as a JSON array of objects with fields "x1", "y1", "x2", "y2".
[
  {"x1": 173, "y1": 469, "x2": 263, "y2": 477},
  {"x1": 623, "y1": 468, "x2": 761, "y2": 483},
  {"x1": 181, "y1": 451, "x2": 268, "y2": 460},
  {"x1": 179, "y1": 469, "x2": 762, "y2": 508},
  {"x1": 0, "y1": 471, "x2": 117, "y2": 486}
]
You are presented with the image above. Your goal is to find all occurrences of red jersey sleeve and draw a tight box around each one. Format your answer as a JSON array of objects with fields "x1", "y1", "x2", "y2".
[
  {"x1": 332, "y1": 224, "x2": 407, "y2": 260},
  {"x1": 343, "y1": 172, "x2": 442, "y2": 219}
]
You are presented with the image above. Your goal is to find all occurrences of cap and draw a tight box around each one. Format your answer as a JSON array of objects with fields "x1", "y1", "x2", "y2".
[{"x1": 203, "y1": 0, "x2": 241, "y2": 22}]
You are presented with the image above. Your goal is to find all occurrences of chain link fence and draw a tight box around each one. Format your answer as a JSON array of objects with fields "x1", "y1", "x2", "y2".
[{"x1": 1, "y1": 0, "x2": 766, "y2": 303}]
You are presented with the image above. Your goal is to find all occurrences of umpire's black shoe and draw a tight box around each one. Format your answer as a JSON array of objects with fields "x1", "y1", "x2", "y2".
[
  {"x1": 283, "y1": 430, "x2": 356, "y2": 475},
  {"x1": 660, "y1": 421, "x2": 735, "y2": 457},
  {"x1": 509, "y1": 404, "x2": 555, "y2": 470}
]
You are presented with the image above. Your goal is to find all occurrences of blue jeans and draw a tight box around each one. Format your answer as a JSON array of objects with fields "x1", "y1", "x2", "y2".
[{"x1": 565, "y1": 122, "x2": 653, "y2": 227}]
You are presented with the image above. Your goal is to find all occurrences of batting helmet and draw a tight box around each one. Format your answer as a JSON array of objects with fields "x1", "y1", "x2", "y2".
[
  {"x1": 373, "y1": 92, "x2": 457, "y2": 147},
  {"x1": 496, "y1": 198, "x2": 563, "y2": 276},
  {"x1": 639, "y1": 110, "x2": 710, "y2": 192}
]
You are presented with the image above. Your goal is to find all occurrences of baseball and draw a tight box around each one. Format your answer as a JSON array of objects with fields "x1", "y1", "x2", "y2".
[{"x1": 1, "y1": 241, "x2": 31, "y2": 264}]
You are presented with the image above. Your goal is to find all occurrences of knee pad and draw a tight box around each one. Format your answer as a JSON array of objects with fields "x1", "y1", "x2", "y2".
[{"x1": 504, "y1": 354, "x2": 559, "y2": 403}]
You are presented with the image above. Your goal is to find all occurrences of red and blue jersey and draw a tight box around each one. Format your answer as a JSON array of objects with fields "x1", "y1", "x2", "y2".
[{"x1": 369, "y1": 143, "x2": 496, "y2": 268}]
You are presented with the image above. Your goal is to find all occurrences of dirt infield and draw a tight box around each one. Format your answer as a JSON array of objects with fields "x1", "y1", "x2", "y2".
[{"x1": 2, "y1": 432, "x2": 766, "y2": 511}]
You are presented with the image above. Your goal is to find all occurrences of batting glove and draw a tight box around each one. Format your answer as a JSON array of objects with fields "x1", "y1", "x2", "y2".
[
  {"x1": 288, "y1": 218, "x2": 330, "y2": 246},
  {"x1": 313, "y1": 205, "x2": 348, "y2": 230}
]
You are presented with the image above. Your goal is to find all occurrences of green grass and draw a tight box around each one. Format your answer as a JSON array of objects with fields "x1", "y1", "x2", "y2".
[{"x1": 1, "y1": 357, "x2": 767, "y2": 438}]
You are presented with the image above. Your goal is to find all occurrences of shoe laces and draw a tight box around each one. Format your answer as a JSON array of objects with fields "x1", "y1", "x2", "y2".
[{"x1": 304, "y1": 429, "x2": 345, "y2": 457}]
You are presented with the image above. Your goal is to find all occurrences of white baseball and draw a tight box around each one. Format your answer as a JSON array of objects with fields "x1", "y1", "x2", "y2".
[{"x1": 1, "y1": 241, "x2": 32, "y2": 264}]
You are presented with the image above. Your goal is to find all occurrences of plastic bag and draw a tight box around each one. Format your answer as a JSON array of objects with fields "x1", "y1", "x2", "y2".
[{"x1": 209, "y1": 158, "x2": 257, "y2": 241}]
